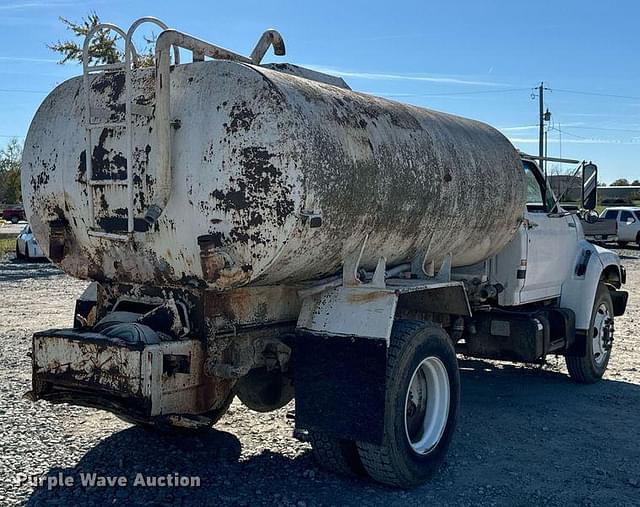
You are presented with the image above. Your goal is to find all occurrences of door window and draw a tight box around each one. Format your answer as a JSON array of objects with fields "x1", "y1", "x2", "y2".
[
  {"x1": 620, "y1": 210, "x2": 636, "y2": 224},
  {"x1": 524, "y1": 166, "x2": 545, "y2": 212},
  {"x1": 603, "y1": 209, "x2": 619, "y2": 220},
  {"x1": 523, "y1": 163, "x2": 556, "y2": 212}
]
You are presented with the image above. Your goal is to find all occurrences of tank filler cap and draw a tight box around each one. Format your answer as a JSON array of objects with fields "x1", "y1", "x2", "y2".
[{"x1": 143, "y1": 204, "x2": 162, "y2": 227}]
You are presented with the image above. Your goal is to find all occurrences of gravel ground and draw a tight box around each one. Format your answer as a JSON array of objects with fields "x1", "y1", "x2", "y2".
[{"x1": 1, "y1": 247, "x2": 639, "y2": 506}]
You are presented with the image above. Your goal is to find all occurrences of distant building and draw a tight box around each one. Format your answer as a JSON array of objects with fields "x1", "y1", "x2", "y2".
[
  {"x1": 548, "y1": 175, "x2": 581, "y2": 202},
  {"x1": 548, "y1": 176, "x2": 640, "y2": 204},
  {"x1": 598, "y1": 186, "x2": 640, "y2": 203}
]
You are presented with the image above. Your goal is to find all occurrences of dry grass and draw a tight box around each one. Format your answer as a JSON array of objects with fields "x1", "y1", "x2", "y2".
[{"x1": 0, "y1": 238, "x2": 14, "y2": 255}]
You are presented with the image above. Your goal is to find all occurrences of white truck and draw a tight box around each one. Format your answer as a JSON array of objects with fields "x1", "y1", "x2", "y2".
[
  {"x1": 600, "y1": 207, "x2": 640, "y2": 247},
  {"x1": 22, "y1": 18, "x2": 628, "y2": 488}
]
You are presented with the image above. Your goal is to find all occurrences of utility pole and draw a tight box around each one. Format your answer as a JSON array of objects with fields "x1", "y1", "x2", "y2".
[
  {"x1": 536, "y1": 81, "x2": 551, "y2": 179},
  {"x1": 538, "y1": 82, "x2": 545, "y2": 175}
]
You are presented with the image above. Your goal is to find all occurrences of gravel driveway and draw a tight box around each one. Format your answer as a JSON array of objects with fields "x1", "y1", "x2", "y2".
[{"x1": 1, "y1": 249, "x2": 639, "y2": 506}]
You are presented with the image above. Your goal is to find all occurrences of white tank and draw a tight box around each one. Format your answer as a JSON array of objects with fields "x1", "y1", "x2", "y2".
[{"x1": 22, "y1": 59, "x2": 526, "y2": 290}]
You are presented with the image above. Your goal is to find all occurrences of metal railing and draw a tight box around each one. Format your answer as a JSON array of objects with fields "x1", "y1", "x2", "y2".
[{"x1": 82, "y1": 17, "x2": 286, "y2": 237}]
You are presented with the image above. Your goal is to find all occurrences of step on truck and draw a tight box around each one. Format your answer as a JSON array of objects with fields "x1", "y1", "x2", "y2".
[{"x1": 22, "y1": 18, "x2": 628, "y2": 488}]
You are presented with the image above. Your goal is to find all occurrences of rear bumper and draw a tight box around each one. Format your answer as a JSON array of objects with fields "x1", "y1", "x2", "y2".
[{"x1": 29, "y1": 329, "x2": 229, "y2": 425}]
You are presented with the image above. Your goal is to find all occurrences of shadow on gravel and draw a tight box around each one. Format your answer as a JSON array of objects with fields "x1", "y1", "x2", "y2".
[
  {"x1": 0, "y1": 257, "x2": 58, "y2": 281},
  {"x1": 25, "y1": 359, "x2": 640, "y2": 506}
]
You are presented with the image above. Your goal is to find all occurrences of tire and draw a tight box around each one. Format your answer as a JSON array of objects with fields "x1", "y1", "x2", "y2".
[
  {"x1": 636, "y1": 232, "x2": 640, "y2": 247},
  {"x1": 617, "y1": 241, "x2": 628, "y2": 247},
  {"x1": 24, "y1": 244, "x2": 30, "y2": 260},
  {"x1": 309, "y1": 431, "x2": 366, "y2": 477},
  {"x1": 15, "y1": 244, "x2": 24, "y2": 260},
  {"x1": 11, "y1": 216, "x2": 18, "y2": 224},
  {"x1": 565, "y1": 283, "x2": 614, "y2": 383},
  {"x1": 356, "y1": 320, "x2": 460, "y2": 488}
]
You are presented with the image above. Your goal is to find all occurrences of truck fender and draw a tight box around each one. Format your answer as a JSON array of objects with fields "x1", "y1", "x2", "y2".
[{"x1": 559, "y1": 240, "x2": 623, "y2": 331}]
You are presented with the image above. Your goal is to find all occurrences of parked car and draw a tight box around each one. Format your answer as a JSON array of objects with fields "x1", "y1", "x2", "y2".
[
  {"x1": 600, "y1": 207, "x2": 640, "y2": 246},
  {"x1": 16, "y1": 225, "x2": 46, "y2": 260},
  {"x1": 2, "y1": 205, "x2": 26, "y2": 224}
]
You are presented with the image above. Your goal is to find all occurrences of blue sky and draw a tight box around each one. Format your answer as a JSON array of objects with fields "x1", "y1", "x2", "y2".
[{"x1": 0, "y1": 0, "x2": 638, "y2": 182}]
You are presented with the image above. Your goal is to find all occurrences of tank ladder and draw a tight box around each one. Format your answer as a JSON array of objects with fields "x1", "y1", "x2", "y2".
[
  {"x1": 81, "y1": 17, "x2": 285, "y2": 240},
  {"x1": 81, "y1": 18, "x2": 173, "y2": 241}
]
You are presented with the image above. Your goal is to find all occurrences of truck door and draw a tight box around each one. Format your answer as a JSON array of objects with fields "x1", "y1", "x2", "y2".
[
  {"x1": 519, "y1": 162, "x2": 579, "y2": 303},
  {"x1": 618, "y1": 210, "x2": 637, "y2": 242}
]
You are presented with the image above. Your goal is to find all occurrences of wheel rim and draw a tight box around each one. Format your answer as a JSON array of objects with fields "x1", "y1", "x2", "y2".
[
  {"x1": 592, "y1": 303, "x2": 613, "y2": 367},
  {"x1": 404, "y1": 356, "x2": 450, "y2": 455}
]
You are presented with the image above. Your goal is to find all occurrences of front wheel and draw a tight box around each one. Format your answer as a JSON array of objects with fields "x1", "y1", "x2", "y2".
[
  {"x1": 11, "y1": 216, "x2": 18, "y2": 224},
  {"x1": 356, "y1": 320, "x2": 459, "y2": 488},
  {"x1": 565, "y1": 283, "x2": 614, "y2": 383}
]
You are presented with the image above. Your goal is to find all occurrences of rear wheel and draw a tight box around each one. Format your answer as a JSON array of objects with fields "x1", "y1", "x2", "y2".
[
  {"x1": 356, "y1": 320, "x2": 459, "y2": 488},
  {"x1": 617, "y1": 241, "x2": 628, "y2": 247},
  {"x1": 24, "y1": 244, "x2": 30, "y2": 260},
  {"x1": 11, "y1": 216, "x2": 18, "y2": 224},
  {"x1": 565, "y1": 283, "x2": 614, "y2": 383},
  {"x1": 15, "y1": 244, "x2": 23, "y2": 260},
  {"x1": 636, "y1": 232, "x2": 640, "y2": 247},
  {"x1": 308, "y1": 431, "x2": 366, "y2": 477}
]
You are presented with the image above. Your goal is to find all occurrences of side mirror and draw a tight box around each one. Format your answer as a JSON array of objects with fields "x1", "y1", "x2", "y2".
[
  {"x1": 581, "y1": 162, "x2": 598, "y2": 210},
  {"x1": 585, "y1": 210, "x2": 599, "y2": 224},
  {"x1": 627, "y1": 218, "x2": 636, "y2": 225}
]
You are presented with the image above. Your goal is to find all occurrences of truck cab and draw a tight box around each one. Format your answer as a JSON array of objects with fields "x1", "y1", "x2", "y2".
[{"x1": 463, "y1": 156, "x2": 628, "y2": 381}]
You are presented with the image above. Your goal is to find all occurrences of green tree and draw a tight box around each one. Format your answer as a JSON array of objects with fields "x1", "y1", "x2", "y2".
[
  {"x1": 48, "y1": 13, "x2": 155, "y2": 66},
  {"x1": 48, "y1": 13, "x2": 121, "y2": 65},
  {"x1": 610, "y1": 178, "x2": 630, "y2": 186},
  {"x1": 632, "y1": 179, "x2": 640, "y2": 186},
  {"x1": 0, "y1": 138, "x2": 23, "y2": 205}
]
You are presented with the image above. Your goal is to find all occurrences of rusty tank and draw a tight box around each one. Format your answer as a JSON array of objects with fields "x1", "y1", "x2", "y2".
[{"x1": 22, "y1": 33, "x2": 526, "y2": 291}]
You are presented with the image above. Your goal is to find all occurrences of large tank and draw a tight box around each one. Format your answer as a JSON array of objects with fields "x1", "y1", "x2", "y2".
[{"x1": 22, "y1": 59, "x2": 526, "y2": 290}]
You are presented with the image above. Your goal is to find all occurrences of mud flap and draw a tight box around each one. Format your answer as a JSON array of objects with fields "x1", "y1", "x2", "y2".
[{"x1": 293, "y1": 332, "x2": 387, "y2": 444}]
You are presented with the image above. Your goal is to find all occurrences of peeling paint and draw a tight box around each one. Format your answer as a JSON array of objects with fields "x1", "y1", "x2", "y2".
[{"x1": 21, "y1": 59, "x2": 525, "y2": 291}]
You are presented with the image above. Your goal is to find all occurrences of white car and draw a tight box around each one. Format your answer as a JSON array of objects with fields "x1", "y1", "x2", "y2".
[
  {"x1": 16, "y1": 225, "x2": 46, "y2": 260},
  {"x1": 600, "y1": 206, "x2": 640, "y2": 246}
]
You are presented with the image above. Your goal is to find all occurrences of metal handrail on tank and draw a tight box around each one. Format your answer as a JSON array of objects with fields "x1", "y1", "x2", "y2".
[
  {"x1": 145, "y1": 28, "x2": 287, "y2": 226},
  {"x1": 123, "y1": 17, "x2": 177, "y2": 233}
]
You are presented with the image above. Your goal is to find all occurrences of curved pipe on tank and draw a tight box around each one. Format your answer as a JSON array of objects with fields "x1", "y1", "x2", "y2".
[
  {"x1": 148, "y1": 29, "x2": 262, "y2": 226},
  {"x1": 250, "y1": 29, "x2": 286, "y2": 64}
]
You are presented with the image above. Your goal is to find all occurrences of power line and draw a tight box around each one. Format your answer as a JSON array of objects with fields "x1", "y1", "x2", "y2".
[
  {"x1": 550, "y1": 126, "x2": 589, "y2": 140},
  {"x1": 563, "y1": 125, "x2": 640, "y2": 134},
  {"x1": 553, "y1": 88, "x2": 640, "y2": 101}
]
